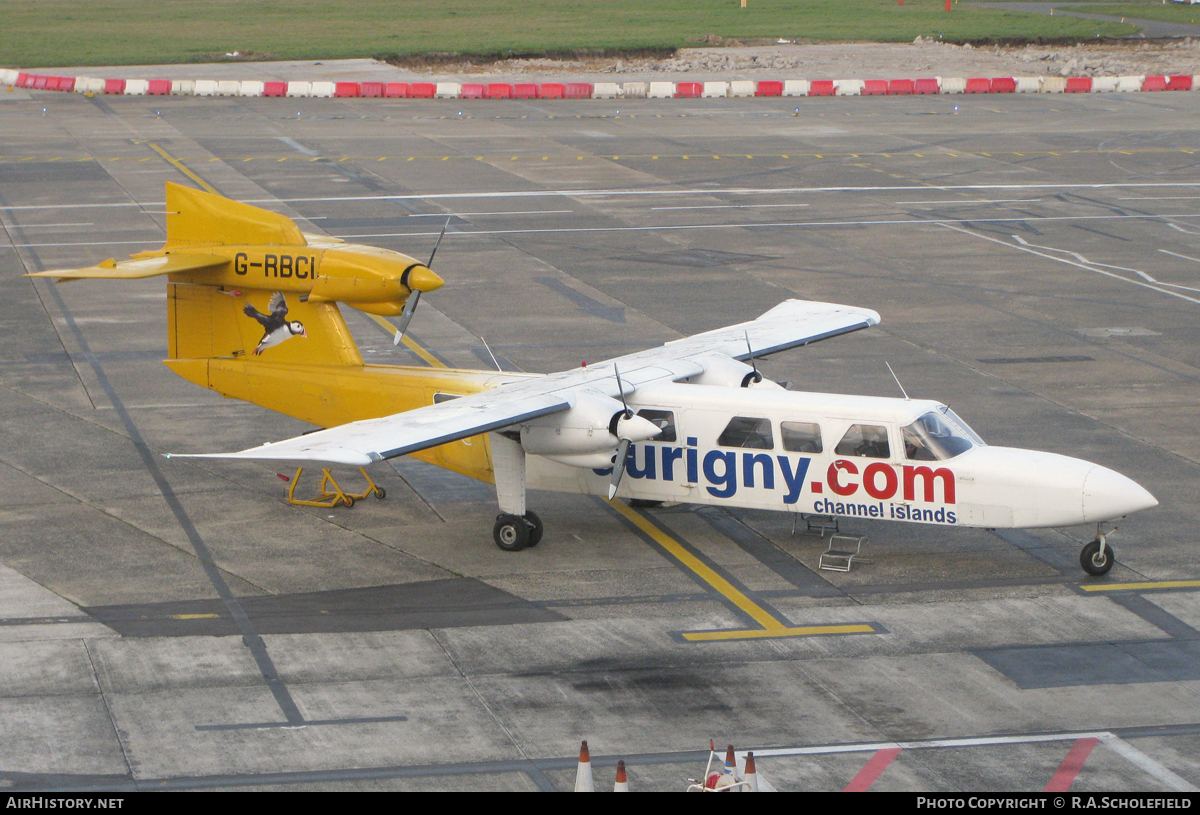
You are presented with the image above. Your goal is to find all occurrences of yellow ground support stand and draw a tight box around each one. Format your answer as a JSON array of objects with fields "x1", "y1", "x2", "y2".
[{"x1": 284, "y1": 467, "x2": 386, "y2": 508}]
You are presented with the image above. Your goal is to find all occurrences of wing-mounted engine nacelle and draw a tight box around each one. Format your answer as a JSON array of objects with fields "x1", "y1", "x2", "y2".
[
  {"x1": 519, "y1": 390, "x2": 661, "y2": 468},
  {"x1": 683, "y1": 354, "x2": 785, "y2": 390}
]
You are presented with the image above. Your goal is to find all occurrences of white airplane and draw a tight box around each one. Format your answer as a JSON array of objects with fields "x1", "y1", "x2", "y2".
[
  {"x1": 179, "y1": 298, "x2": 1156, "y2": 576},
  {"x1": 36, "y1": 185, "x2": 1156, "y2": 577}
]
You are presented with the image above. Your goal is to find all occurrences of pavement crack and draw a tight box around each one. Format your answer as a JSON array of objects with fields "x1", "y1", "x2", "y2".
[{"x1": 82, "y1": 639, "x2": 137, "y2": 787}]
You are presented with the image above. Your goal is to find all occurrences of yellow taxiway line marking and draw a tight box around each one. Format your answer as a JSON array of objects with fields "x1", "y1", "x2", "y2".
[
  {"x1": 1080, "y1": 580, "x2": 1200, "y2": 592},
  {"x1": 607, "y1": 500, "x2": 879, "y2": 642},
  {"x1": 363, "y1": 313, "x2": 445, "y2": 368},
  {"x1": 607, "y1": 498, "x2": 784, "y2": 631},
  {"x1": 167, "y1": 613, "x2": 220, "y2": 620},
  {"x1": 147, "y1": 143, "x2": 219, "y2": 195},
  {"x1": 683, "y1": 624, "x2": 876, "y2": 643}
]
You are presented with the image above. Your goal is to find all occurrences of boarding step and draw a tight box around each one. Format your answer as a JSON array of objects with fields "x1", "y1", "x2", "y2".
[
  {"x1": 819, "y1": 534, "x2": 870, "y2": 572},
  {"x1": 795, "y1": 513, "x2": 839, "y2": 537}
]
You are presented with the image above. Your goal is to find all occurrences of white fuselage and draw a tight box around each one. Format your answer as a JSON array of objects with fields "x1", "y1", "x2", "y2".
[{"x1": 524, "y1": 383, "x2": 1157, "y2": 529}]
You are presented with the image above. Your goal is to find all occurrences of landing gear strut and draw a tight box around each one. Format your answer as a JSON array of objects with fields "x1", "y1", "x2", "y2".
[
  {"x1": 488, "y1": 431, "x2": 546, "y2": 552},
  {"x1": 492, "y1": 511, "x2": 543, "y2": 552},
  {"x1": 1080, "y1": 532, "x2": 1116, "y2": 576}
]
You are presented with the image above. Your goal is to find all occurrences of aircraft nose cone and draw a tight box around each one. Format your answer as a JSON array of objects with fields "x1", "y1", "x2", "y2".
[
  {"x1": 1083, "y1": 465, "x2": 1158, "y2": 522},
  {"x1": 405, "y1": 265, "x2": 443, "y2": 293}
]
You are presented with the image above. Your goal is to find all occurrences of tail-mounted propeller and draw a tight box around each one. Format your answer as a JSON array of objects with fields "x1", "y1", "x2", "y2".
[
  {"x1": 393, "y1": 216, "x2": 451, "y2": 345},
  {"x1": 607, "y1": 364, "x2": 637, "y2": 499}
]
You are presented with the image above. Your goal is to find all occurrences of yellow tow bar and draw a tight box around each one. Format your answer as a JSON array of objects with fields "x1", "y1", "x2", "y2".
[{"x1": 282, "y1": 467, "x2": 385, "y2": 508}]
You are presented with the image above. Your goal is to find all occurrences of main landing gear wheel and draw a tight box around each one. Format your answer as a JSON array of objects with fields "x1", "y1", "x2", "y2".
[
  {"x1": 493, "y1": 512, "x2": 544, "y2": 551},
  {"x1": 1080, "y1": 537, "x2": 1116, "y2": 576},
  {"x1": 494, "y1": 514, "x2": 529, "y2": 551},
  {"x1": 523, "y1": 512, "x2": 543, "y2": 547}
]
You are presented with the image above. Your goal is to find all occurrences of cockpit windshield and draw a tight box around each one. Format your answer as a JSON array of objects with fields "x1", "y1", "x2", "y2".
[{"x1": 901, "y1": 408, "x2": 984, "y2": 461}]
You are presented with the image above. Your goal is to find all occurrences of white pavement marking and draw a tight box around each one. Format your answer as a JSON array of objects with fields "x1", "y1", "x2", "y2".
[
  {"x1": 0, "y1": 203, "x2": 150, "y2": 211},
  {"x1": 742, "y1": 731, "x2": 1199, "y2": 791},
  {"x1": 750, "y1": 731, "x2": 1114, "y2": 757},
  {"x1": 1158, "y1": 249, "x2": 1200, "y2": 265},
  {"x1": 9, "y1": 223, "x2": 95, "y2": 229},
  {"x1": 1013, "y1": 236, "x2": 1158, "y2": 282},
  {"x1": 1100, "y1": 734, "x2": 1200, "y2": 793},
  {"x1": 940, "y1": 223, "x2": 1200, "y2": 308},
  {"x1": 406, "y1": 210, "x2": 574, "y2": 217},
  {"x1": 11, "y1": 212, "x2": 1200, "y2": 251},
  {"x1": 893, "y1": 199, "x2": 1043, "y2": 205},
  {"x1": 240, "y1": 181, "x2": 1200, "y2": 204},
  {"x1": 325, "y1": 212, "x2": 1200, "y2": 240},
  {"x1": 12, "y1": 180, "x2": 1200, "y2": 211},
  {"x1": 1, "y1": 240, "x2": 164, "y2": 249},
  {"x1": 649, "y1": 203, "x2": 811, "y2": 210},
  {"x1": 276, "y1": 137, "x2": 321, "y2": 158}
]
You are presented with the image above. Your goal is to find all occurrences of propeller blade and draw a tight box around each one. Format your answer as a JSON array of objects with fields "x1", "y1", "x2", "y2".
[
  {"x1": 608, "y1": 438, "x2": 632, "y2": 500},
  {"x1": 744, "y1": 330, "x2": 762, "y2": 385},
  {"x1": 614, "y1": 364, "x2": 632, "y2": 418},
  {"x1": 392, "y1": 217, "x2": 449, "y2": 345},
  {"x1": 392, "y1": 288, "x2": 421, "y2": 345},
  {"x1": 427, "y1": 216, "x2": 451, "y2": 268}
]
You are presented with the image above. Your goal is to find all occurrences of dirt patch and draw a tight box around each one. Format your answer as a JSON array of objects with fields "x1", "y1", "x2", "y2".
[{"x1": 384, "y1": 38, "x2": 1200, "y2": 81}]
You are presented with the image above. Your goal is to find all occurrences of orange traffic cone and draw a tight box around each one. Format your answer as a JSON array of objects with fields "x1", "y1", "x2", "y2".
[
  {"x1": 574, "y1": 740, "x2": 594, "y2": 792},
  {"x1": 713, "y1": 744, "x2": 740, "y2": 791},
  {"x1": 744, "y1": 751, "x2": 759, "y2": 792},
  {"x1": 614, "y1": 759, "x2": 629, "y2": 792}
]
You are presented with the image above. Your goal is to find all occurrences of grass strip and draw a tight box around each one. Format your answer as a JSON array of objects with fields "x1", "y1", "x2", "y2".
[{"x1": 2, "y1": 0, "x2": 1136, "y2": 69}]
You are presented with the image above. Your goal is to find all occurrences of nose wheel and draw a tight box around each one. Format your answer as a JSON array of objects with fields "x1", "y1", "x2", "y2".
[
  {"x1": 1080, "y1": 534, "x2": 1116, "y2": 576},
  {"x1": 492, "y1": 511, "x2": 543, "y2": 551}
]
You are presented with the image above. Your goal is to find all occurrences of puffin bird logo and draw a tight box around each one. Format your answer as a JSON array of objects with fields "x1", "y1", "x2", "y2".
[{"x1": 243, "y1": 291, "x2": 307, "y2": 355}]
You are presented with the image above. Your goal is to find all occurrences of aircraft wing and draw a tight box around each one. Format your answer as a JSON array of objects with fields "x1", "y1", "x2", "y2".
[
  {"x1": 172, "y1": 299, "x2": 878, "y2": 465},
  {"x1": 26, "y1": 253, "x2": 225, "y2": 281},
  {"x1": 169, "y1": 389, "x2": 574, "y2": 467},
  {"x1": 602, "y1": 299, "x2": 880, "y2": 370}
]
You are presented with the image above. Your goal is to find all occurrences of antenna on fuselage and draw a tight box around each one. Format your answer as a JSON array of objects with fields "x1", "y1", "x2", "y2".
[
  {"x1": 885, "y1": 361, "x2": 911, "y2": 401},
  {"x1": 481, "y1": 337, "x2": 503, "y2": 371}
]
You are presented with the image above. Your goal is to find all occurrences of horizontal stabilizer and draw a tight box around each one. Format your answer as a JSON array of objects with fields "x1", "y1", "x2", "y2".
[
  {"x1": 27, "y1": 253, "x2": 225, "y2": 282},
  {"x1": 166, "y1": 181, "x2": 306, "y2": 248}
]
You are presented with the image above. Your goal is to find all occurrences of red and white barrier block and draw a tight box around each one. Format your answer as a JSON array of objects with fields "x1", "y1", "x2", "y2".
[{"x1": 7, "y1": 70, "x2": 1200, "y2": 100}]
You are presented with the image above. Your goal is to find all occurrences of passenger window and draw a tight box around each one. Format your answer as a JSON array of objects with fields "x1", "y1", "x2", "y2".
[
  {"x1": 717, "y1": 416, "x2": 774, "y2": 450},
  {"x1": 433, "y1": 393, "x2": 461, "y2": 404},
  {"x1": 834, "y1": 424, "x2": 890, "y2": 459},
  {"x1": 781, "y1": 421, "x2": 822, "y2": 454},
  {"x1": 637, "y1": 409, "x2": 676, "y2": 442}
]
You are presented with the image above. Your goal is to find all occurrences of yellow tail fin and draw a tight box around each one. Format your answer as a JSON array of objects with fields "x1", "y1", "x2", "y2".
[
  {"x1": 167, "y1": 283, "x2": 362, "y2": 366},
  {"x1": 165, "y1": 182, "x2": 306, "y2": 248}
]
